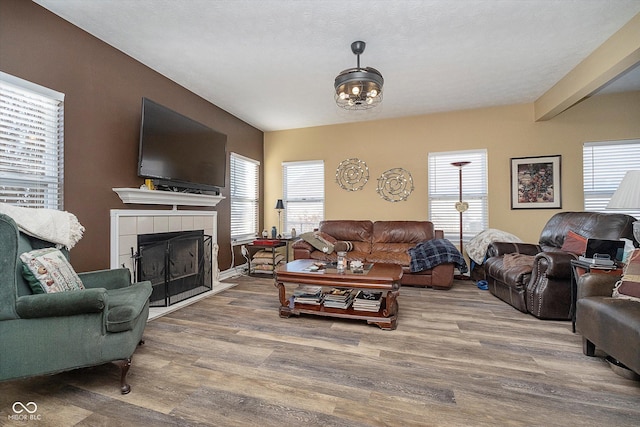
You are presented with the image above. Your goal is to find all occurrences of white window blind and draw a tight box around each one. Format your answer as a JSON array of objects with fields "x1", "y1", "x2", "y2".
[
  {"x1": 230, "y1": 153, "x2": 260, "y2": 242},
  {"x1": 428, "y1": 149, "x2": 488, "y2": 244},
  {"x1": 0, "y1": 72, "x2": 64, "y2": 209},
  {"x1": 283, "y1": 160, "x2": 324, "y2": 234},
  {"x1": 583, "y1": 139, "x2": 640, "y2": 218}
]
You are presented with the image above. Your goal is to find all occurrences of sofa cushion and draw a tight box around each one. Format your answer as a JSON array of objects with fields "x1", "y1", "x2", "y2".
[
  {"x1": 319, "y1": 220, "x2": 373, "y2": 253},
  {"x1": 485, "y1": 257, "x2": 532, "y2": 289},
  {"x1": 503, "y1": 253, "x2": 535, "y2": 270},
  {"x1": 373, "y1": 221, "x2": 434, "y2": 243},
  {"x1": 20, "y1": 248, "x2": 85, "y2": 294},
  {"x1": 309, "y1": 250, "x2": 368, "y2": 263},
  {"x1": 106, "y1": 285, "x2": 151, "y2": 333},
  {"x1": 366, "y1": 251, "x2": 411, "y2": 266},
  {"x1": 372, "y1": 221, "x2": 435, "y2": 255}
]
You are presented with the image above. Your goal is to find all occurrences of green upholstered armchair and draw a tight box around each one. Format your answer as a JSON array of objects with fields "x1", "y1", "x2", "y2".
[{"x1": 0, "y1": 213, "x2": 152, "y2": 394}]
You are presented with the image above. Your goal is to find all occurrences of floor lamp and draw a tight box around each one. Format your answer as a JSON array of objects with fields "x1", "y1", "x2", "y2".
[{"x1": 451, "y1": 161, "x2": 470, "y2": 278}]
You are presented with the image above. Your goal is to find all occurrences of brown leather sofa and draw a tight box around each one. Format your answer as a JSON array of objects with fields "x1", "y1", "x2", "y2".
[
  {"x1": 576, "y1": 272, "x2": 640, "y2": 376},
  {"x1": 484, "y1": 212, "x2": 636, "y2": 319},
  {"x1": 292, "y1": 220, "x2": 456, "y2": 289}
]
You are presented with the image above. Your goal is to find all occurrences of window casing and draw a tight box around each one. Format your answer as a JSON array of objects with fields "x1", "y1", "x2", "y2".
[
  {"x1": 428, "y1": 149, "x2": 488, "y2": 245},
  {"x1": 283, "y1": 160, "x2": 324, "y2": 234},
  {"x1": 583, "y1": 139, "x2": 640, "y2": 219},
  {"x1": 230, "y1": 153, "x2": 260, "y2": 242},
  {"x1": 0, "y1": 72, "x2": 64, "y2": 209}
]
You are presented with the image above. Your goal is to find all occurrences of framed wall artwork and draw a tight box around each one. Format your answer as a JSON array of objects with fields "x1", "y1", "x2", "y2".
[{"x1": 510, "y1": 155, "x2": 561, "y2": 209}]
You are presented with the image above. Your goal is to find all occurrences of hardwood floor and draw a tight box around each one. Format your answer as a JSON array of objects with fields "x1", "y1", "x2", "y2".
[{"x1": 1, "y1": 275, "x2": 639, "y2": 426}]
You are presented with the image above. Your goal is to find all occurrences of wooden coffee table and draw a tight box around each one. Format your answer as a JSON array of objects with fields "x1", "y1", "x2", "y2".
[{"x1": 274, "y1": 259, "x2": 402, "y2": 330}]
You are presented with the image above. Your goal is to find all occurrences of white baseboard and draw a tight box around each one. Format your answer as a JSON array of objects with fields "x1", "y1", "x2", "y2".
[{"x1": 218, "y1": 262, "x2": 249, "y2": 280}]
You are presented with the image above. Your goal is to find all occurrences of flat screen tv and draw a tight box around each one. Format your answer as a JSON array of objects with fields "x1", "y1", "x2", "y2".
[{"x1": 138, "y1": 97, "x2": 227, "y2": 194}]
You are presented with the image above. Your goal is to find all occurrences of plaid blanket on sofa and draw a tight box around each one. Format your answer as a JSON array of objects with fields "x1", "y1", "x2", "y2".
[{"x1": 408, "y1": 238, "x2": 468, "y2": 273}]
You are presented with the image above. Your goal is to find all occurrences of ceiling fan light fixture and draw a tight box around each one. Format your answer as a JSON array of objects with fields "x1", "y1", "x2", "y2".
[{"x1": 334, "y1": 41, "x2": 384, "y2": 110}]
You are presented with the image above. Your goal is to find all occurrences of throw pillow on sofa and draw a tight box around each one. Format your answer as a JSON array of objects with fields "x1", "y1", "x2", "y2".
[
  {"x1": 300, "y1": 231, "x2": 336, "y2": 254},
  {"x1": 334, "y1": 241, "x2": 353, "y2": 252},
  {"x1": 20, "y1": 247, "x2": 85, "y2": 294},
  {"x1": 560, "y1": 230, "x2": 588, "y2": 255},
  {"x1": 613, "y1": 248, "x2": 640, "y2": 303}
]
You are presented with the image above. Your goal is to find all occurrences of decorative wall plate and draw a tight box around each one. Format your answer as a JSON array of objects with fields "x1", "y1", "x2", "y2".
[
  {"x1": 335, "y1": 158, "x2": 369, "y2": 191},
  {"x1": 377, "y1": 168, "x2": 414, "y2": 202}
]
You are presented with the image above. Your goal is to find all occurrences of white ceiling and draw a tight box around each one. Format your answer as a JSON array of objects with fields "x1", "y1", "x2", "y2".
[{"x1": 33, "y1": 0, "x2": 640, "y2": 132}]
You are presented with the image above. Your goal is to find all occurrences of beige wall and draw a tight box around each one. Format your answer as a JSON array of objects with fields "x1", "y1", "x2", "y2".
[{"x1": 264, "y1": 91, "x2": 640, "y2": 245}]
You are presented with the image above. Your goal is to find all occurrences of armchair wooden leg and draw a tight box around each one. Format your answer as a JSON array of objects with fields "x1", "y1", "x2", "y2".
[{"x1": 112, "y1": 358, "x2": 132, "y2": 394}]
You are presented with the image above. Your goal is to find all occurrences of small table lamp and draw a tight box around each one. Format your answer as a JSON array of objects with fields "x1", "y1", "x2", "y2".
[
  {"x1": 607, "y1": 170, "x2": 640, "y2": 243},
  {"x1": 275, "y1": 199, "x2": 285, "y2": 237}
]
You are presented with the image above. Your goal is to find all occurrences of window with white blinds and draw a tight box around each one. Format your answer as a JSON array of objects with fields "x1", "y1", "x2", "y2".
[
  {"x1": 283, "y1": 160, "x2": 324, "y2": 234},
  {"x1": 230, "y1": 153, "x2": 260, "y2": 242},
  {"x1": 0, "y1": 72, "x2": 65, "y2": 209},
  {"x1": 583, "y1": 139, "x2": 640, "y2": 218},
  {"x1": 428, "y1": 149, "x2": 488, "y2": 245}
]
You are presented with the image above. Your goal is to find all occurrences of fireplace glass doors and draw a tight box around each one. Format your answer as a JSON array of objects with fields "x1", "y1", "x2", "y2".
[{"x1": 137, "y1": 230, "x2": 212, "y2": 307}]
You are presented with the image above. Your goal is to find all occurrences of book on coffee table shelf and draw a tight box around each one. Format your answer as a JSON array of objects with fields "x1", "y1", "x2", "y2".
[
  {"x1": 292, "y1": 285, "x2": 323, "y2": 305},
  {"x1": 323, "y1": 288, "x2": 356, "y2": 309},
  {"x1": 352, "y1": 290, "x2": 383, "y2": 312}
]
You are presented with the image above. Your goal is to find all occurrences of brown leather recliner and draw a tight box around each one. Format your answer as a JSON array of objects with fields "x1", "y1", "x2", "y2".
[
  {"x1": 484, "y1": 212, "x2": 636, "y2": 320},
  {"x1": 576, "y1": 272, "x2": 640, "y2": 376}
]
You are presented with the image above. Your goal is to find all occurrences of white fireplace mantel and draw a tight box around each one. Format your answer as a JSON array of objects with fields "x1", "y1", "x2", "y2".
[{"x1": 113, "y1": 187, "x2": 224, "y2": 208}]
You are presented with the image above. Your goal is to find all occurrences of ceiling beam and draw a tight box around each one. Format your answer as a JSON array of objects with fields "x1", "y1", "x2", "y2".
[{"x1": 534, "y1": 13, "x2": 640, "y2": 121}]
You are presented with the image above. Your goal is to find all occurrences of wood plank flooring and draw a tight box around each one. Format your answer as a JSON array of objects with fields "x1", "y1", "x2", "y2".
[{"x1": 1, "y1": 276, "x2": 639, "y2": 426}]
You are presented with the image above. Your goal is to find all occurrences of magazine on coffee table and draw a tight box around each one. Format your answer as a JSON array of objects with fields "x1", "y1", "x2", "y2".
[
  {"x1": 323, "y1": 288, "x2": 356, "y2": 309},
  {"x1": 352, "y1": 290, "x2": 383, "y2": 312}
]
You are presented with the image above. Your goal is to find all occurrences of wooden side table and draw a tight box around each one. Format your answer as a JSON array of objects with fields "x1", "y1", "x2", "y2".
[
  {"x1": 247, "y1": 240, "x2": 287, "y2": 277},
  {"x1": 570, "y1": 259, "x2": 623, "y2": 332}
]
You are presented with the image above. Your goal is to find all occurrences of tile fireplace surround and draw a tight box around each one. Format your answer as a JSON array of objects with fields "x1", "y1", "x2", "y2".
[
  {"x1": 110, "y1": 209, "x2": 230, "y2": 317},
  {"x1": 110, "y1": 208, "x2": 218, "y2": 275}
]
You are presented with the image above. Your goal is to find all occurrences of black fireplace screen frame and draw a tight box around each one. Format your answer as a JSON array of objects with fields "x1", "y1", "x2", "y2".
[{"x1": 137, "y1": 230, "x2": 213, "y2": 307}]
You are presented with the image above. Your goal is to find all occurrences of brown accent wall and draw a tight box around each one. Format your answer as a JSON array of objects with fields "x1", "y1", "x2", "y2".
[{"x1": 0, "y1": 0, "x2": 263, "y2": 272}]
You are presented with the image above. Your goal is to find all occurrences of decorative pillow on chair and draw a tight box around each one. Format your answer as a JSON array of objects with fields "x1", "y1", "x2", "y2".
[
  {"x1": 613, "y1": 249, "x2": 640, "y2": 303},
  {"x1": 20, "y1": 248, "x2": 85, "y2": 294},
  {"x1": 560, "y1": 230, "x2": 588, "y2": 255}
]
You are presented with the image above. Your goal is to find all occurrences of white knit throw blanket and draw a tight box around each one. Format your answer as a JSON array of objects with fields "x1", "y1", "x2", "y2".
[
  {"x1": 0, "y1": 203, "x2": 85, "y2": 249},
  {"x1": 466, "y1": 228, "x2": 523, "y2": 265}
]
